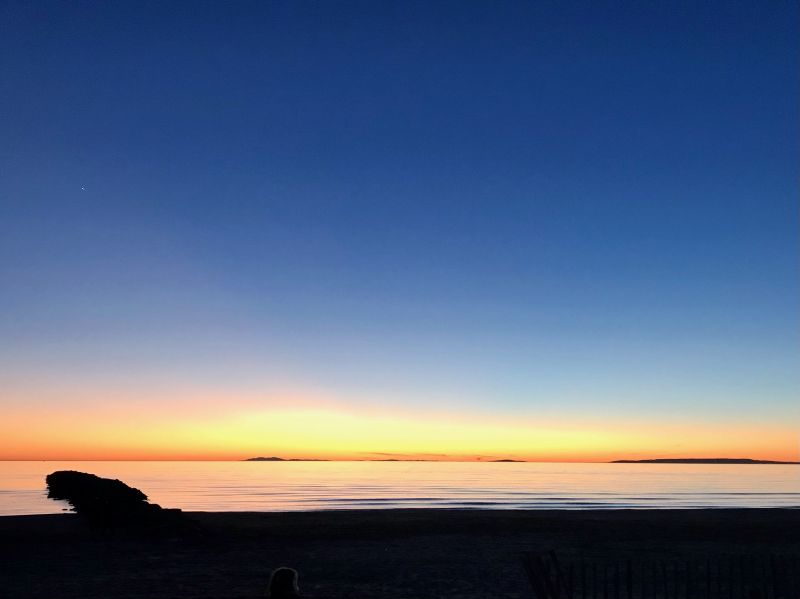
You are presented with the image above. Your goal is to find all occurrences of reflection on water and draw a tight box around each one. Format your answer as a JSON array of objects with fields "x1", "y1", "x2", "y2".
[{"x1": 1, "y1": 460, "x2": 798, "y2": 515}]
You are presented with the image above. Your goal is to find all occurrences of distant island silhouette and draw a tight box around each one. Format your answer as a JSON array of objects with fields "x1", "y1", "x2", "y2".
[
  {"x1": 246, "y1": 456, "x2": 798, "y2": 464},
  {"x1": 612, "y1": 458, "x2": 799, "y2": 464},
  {"x1": 245, "y1": 457, "x2": 329, "y2": 462},
  {"x1": 371, "y1": 459, "x2": 434, "y2": 462},
  {"x1": 245, "y1": 457, "x2": 529, "y2": 462}
]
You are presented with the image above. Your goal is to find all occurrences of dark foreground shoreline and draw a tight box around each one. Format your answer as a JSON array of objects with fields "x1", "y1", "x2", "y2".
[{"x1": 2, "y1": 509, "x2": 799, "y2": 598}]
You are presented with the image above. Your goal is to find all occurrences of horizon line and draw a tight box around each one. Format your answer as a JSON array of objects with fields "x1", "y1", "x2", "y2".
[{"x1": 3, "y1": 457, "x2": 797, "y2": 464}]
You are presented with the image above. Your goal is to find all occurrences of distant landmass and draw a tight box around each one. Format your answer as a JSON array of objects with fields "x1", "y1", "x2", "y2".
[
  {"x1": 245, "y1": 457, "x2": 329, "y2": 462},
  {"x1": 372, "y1": 459, "x2": 434, "y2": 462},
  {"x1": 245, "y1": 457, "x2": 529, "y2": 462},
  {"x1": 612, "y1": 458, "x2": 799, "y2": 464},
  {"x1": 249, "y1": 456, "x2": 798, "y2": 464}
]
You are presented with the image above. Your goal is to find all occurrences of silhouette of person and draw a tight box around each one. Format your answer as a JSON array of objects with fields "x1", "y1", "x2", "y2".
[{"x1": 267, "y1": 567, "x2": 301, "y2": 598}]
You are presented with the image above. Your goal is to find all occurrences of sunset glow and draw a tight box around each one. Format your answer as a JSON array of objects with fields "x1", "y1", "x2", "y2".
[
  {"x1": 2, "y1": 392, "x2": 796, "y2": 462},
  {"x1": 1, "y1": 1, "x2": 797, "y2": 466},
  {"x1": 2, "y1": 5, "x2": 800, "y2": 599}
]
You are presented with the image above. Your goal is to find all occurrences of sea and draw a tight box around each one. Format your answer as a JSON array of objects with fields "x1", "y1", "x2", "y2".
[{"x1": 1, "y1": 460, "x2": 798, "y2": 516}]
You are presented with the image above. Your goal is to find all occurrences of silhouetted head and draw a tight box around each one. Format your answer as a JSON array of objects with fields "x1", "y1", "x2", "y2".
[{"x1": 267, "y1": 567, "x2": 300, "y2": 598}]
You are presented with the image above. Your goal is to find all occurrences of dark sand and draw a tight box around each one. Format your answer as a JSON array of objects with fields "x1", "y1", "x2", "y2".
[{"x1": 2, "y1": 509, "x2": 799, "y2": 598}]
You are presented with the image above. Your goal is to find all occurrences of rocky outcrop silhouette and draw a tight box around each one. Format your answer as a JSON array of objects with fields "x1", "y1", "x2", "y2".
[{"x1": 46, "y1": 470, "x2": 191, "y2": 533}]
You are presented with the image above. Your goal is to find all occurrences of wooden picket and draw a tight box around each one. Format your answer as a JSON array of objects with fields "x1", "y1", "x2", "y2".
[{"x1": 521, "y1": 552, "x2": 800, "y2": 599}]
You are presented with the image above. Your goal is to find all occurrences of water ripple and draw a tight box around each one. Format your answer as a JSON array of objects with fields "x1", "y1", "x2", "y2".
[{"x1": 1, "y1": 461, "x2": 798, "y2": 515}]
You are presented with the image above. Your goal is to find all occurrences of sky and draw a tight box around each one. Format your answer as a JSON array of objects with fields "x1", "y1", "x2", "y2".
[{"x1": 1, "y1": 1, "x2": 798, "y2": 461}]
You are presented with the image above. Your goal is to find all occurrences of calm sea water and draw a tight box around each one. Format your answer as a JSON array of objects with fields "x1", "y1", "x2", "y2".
[{"x1": 1, "y1": 461, "x2": 798, "y2": 515}]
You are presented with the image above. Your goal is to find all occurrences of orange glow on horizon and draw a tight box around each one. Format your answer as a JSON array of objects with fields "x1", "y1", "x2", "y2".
[{"x1": 1, "y1": 397, "x2": 796, "y2": 463}]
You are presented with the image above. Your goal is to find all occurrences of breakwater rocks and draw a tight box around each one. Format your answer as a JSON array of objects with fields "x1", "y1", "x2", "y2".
[{"x1": 46, "y1": 470, "x2": 195, "y2": 535}]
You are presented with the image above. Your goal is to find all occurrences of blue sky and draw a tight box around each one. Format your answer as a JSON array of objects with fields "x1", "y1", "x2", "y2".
[{"x1": 1, "y1": 1, "x2": 798, "y2": 456}]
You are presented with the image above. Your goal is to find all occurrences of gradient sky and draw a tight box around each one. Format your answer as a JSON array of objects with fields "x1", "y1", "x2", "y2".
[{"x1": 1, "y1": 1, "x2": 798, "y2": 461}]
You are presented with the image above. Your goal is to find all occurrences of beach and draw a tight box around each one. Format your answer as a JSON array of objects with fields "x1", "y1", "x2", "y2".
[{"x1": 2, "y1": 509, "x2": 798, "y2": 598}]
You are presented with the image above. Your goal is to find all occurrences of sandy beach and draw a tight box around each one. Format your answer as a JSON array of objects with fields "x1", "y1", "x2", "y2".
[{"x1": 2, "y1": 509, "x2": 798, "y2": 598}]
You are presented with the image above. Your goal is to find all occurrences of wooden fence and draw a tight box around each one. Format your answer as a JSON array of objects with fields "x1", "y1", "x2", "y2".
[{"x1": 521, "y1": 552, "x2": 800, "y2": 599}]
